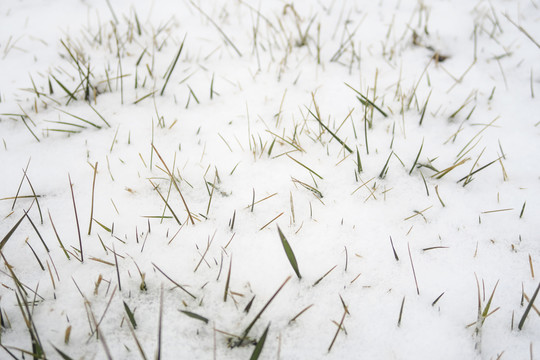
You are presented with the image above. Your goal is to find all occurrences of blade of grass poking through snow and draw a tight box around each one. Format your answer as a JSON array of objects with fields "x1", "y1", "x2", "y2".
[
  {"x1": 2, "y1": 253, "x2": 46, "y2": 359},
  {"x1": 179, "y1": 310, "x2": 209, "y2": 324},
  {"x1": 48, "y1": 210, "x2": 70, "y2": 260},
  {"x1": 249, "y1": 323, "x2": 270, "y2": 360},
  {"x1": 379, "y1": 152, "x2": 393, "y2": 179},
  {"x1": 409, "y1": 139, "x2": 424, "y2": 175},
  {"x1": 123, "y1": 301, "x2": 137, "y2": 329},
  {"x1": 152, "y1": 262, "x2": 196, "y2": 299},
  {"x1": 68, "y1": 175, "x2": 83, "y2": 262},
  {"x1": 277, "y1": 225, "x2": 301, "y2": 279},
  {"x1": 23, "y1": 210, "x2": 49, "y2": 252},
  {"x1": 152, "y1": 145, "x2": 195, "y2": 225},
  {"x1": 306, "y1": 108, "x2": 352, "y2": 153},
  {"x1": 286, "y1": 154, "x2": 323, "y2": 180},
  {"x1": 0, "y1": 213, "x2": 25, "y2": 251},
  {"x1": 149, "y1": 179, "x2": 181, "y2": 226},
  {"x1": 356, "y1": 147, "x2": 362, "y2": 173},
  {"x1": 518, "y1": 281, "x2": 540, "y2": 330},
  {"x1": 88, "y1": 162, "x2": 98, "y2": 235},
  {"x1": 88, "y1": 104, "x2": 111, "y2": 128},
  {"x1": 239, "y1": 276, "x2": 291, "y2": 346},
  {"x1": 56, "y1": 109, "x2": 101, "y2": 129},
  {"x1": 52, "y1": 345, "x2": 75, "y2": 360},
  {"x1": 51, "y1": 75, "x2": 77, "y2": 102},
  {"x1": 345, "y1": 82, "x2": 388, "y2": 118},
  {"x1": 224, "y1": 255, "x2": 232, "y2": 302},
  {"x1": 160, "y1": 34, "x2": 186, "y2": 96}
]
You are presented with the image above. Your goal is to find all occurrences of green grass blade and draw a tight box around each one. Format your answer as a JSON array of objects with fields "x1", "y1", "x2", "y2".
[
  {"x1": 0, "y1": 213, "x2": 26, "y2": 251},
  {"x1": 123, "y1": 301, "x2": 137, "y2": 329},
  {"x1": 160, "y1": 35, "x2": 186, "y2": 96},
  {"x1": 518, "y1": 281, "x2": 540, "y2": 330},
  {"x1": 249, "y1": 323, "x2": 270, "y2": 360},
  {"x1": 179, "y1": 310, "x2": 209, "y2": 324},
  {"x1": 277, "y1": 225, "x2": 301, "y2": 279}
]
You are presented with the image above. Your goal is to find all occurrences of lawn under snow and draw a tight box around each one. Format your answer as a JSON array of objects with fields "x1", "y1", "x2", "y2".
[{"x1": 0, "y1": 0, "x2": 539, "y2": 359}]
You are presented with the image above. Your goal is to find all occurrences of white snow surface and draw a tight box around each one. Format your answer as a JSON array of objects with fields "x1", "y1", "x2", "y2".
[{"x1": 0, "y1": 0, "x2": 539, "y2": 359}]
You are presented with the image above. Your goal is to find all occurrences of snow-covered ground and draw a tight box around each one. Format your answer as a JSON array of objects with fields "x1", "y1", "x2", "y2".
[{"x1": 1, "y1": 0, "x2": 539, "y2": 359}]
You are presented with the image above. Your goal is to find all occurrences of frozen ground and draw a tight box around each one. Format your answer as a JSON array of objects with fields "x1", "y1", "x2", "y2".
[{"x1": 0, "y1": 0, "x2": 539, "y2": 359}]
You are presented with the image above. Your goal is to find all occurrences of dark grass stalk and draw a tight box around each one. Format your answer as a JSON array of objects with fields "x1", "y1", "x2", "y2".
[
  {"x1": 408, "y1": 243, "x2": 420, "y2": 295},
  {"x1": 11, "y1": 160, "x2": 30, "y2": 210},
  {"x1": 88, "y1": 104, "x2": 111, "y2": 128},
  {"x1": 152, "y1": 262, "x2": 196, "y2": 299},
  {"x1": 48, "y1": 210, "x2": 70, "y2": 260},
  {"x1": 23, "y1": 210, "x2": 49, "y2": 252},
  {"x1": 519, "y1": 281, "x2": 540, "y2": 330},
  {"x1": 113, "y1": 245, "x2": 121, "y2": 291},
  {"x1": 356, "y1": 147, "x2": 362, "y2": 173},
  {"x1": 419, "y1": 91, "x2": 432, "y2": 126},
  {"x1": 179, "y1": 310, "x2": 209, "y2": 324},
  {"x1": 345, "y1": 83, "x2": 388, "y2": 118},
  {"x1": 224, "y1": 255, "x2": 232, "y2": 302},
  {"x1": 87, "y1": 302, "x2": 113, "y2": 359},
  {"x1": 286, "y1": 154, "x2": 323, "y2": 179},
  {"x1": 239, "y1": 276, "x2": 291, "y2": 345},
  {"x1": 435, "y1": 185, "x2": 445, "y2": 207},
  {"x1": 409, "y1": 139, "x2": 424, "y2": 175},
  {"x1": 244, "y1": 296, "x2": 256, "y2": 313},
  {"x1": 68, "y1": 175, "x2": 83, "y2": 262},
  {"x1": 313, "y1": 265, "x2": 337, "y2": 286},
  {"x1": 457, "y1": 157, "x2": 501, "y2": 185},
  {"x1": 432, "y1": 292, "x2": 445, "y2": 306},
  {"x1": 26, "y1": 243, "x2": 45, "y2": 271},
  {"x1": 260, "y1": 212, "x2": 284, "y2": 231},
  {"x1": 52, "y1": 345, "x2": 75, "y2": 360},
  {"x1": 88, "y1": 162, "x2": 98, "y2": 235},
  {"x1": 127, "y1": 319, "x2": 148, "y2": 360},
  {"x1": 289, "y1": 304, "x2": 314, "y2": 324},
  {"x1": 156, "y1": 286, "x2": 164, "y2": 360},
  {"x1": 57, "y1": 109, "x2": 101, "y2": 129},
  {"x1": 23, "y1": 172, "x2": 43, "y2": 224},
  {"x1": 160, "y1": 35, "x2": 187, "y2": 96},
  {"x1": 277, "y1": 225, "x2": 301, "y2": 278},
  {"x1": 20, "y1": 116, "x2": 40, "y2": 142},
  {"x1": 328, "y1": 308, "x2": 347, "y2": 352},
  {"x1": 51, "y1": 75, "x2": 77, "y2": 102},
  {"x1": 397, "y1": 296, "x2": 406, "y2": 327},
  {"x1": 2, "y1": 253, "x2": 45, "y2": 359},
  {"x1": 306, "y1": 108, "x2": 352, "y2": 153},
  {"x1": 134, "y1": 90, "x2": 157, "y2": 104},
  {"x1": 194, "y1": 235, "x2": 214, "y2": 272},
  {"x1": 149, "y1": 180, "x2": 181, "y2": 226},
  {"x1": 389, "y1": 236, "x2": 399, "y2": 261},
  {"x1": 0, "y1": 213, "x2": 26, "y2": 251},
  {"x1": 152, "y1": 145, "x2": 194, "y2": 225},
  {"x1": 379, "y1": 152, "x2": 393, "y2": 179}
]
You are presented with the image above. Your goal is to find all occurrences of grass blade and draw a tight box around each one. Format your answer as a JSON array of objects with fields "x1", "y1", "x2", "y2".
[
  {"x1": 249, "y1": 323, "x2": 270, "y2": 360},
  {"x1": 519, "y1": 281, "x2": 540, "y2": 330},
  {"x1": 277, "y1": 225, "x2": 301, "y2": 279},
  {"x1": 179, "y1": 310, "x2": 209, "y2": 324}
]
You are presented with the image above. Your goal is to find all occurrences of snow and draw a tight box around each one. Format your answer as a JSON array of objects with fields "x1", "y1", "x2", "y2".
[{"x1": 0, "y1": 0, "x2": 539, "y2": 359}]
